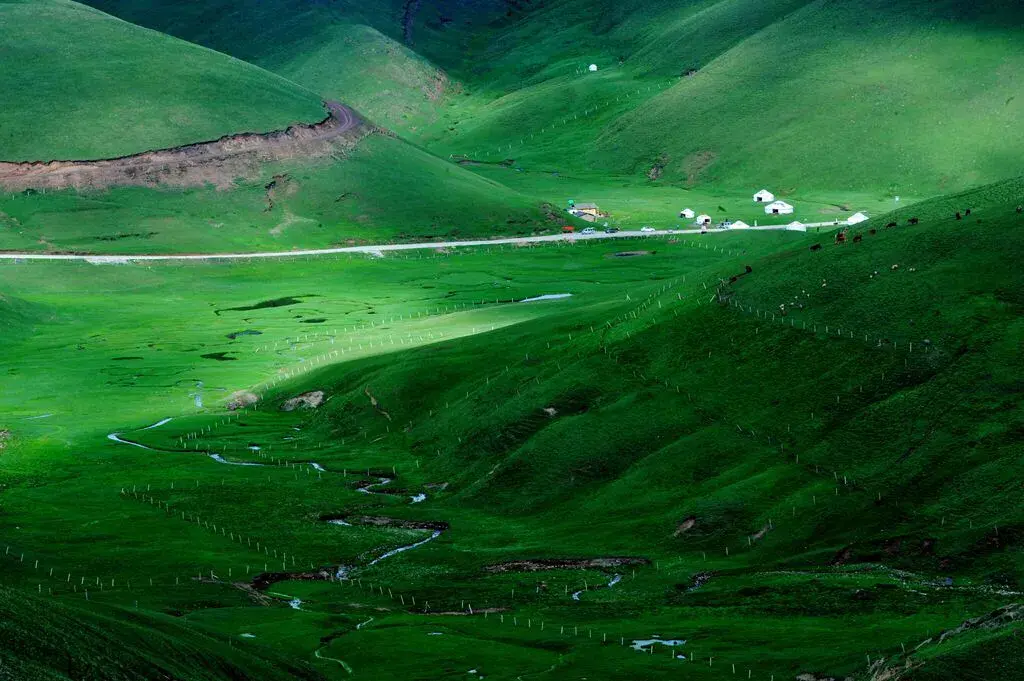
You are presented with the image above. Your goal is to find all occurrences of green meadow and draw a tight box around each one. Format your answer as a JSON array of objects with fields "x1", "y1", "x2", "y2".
[
  {"x1": 2, "y1": 0, "x2": 1023, "y2": 678},
  {"x1": 2, "y1": 177, "x2": 1023, "y2": 678}
]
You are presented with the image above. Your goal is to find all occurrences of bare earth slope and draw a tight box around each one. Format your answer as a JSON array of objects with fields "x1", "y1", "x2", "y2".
[{"x1": 0, "y1": 102, "x2": 371, "y2": 192}]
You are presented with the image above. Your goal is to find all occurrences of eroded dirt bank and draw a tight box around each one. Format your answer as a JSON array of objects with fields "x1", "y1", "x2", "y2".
[{"x1": 0, "y1": 102, "x2": 371, "y2": 192}]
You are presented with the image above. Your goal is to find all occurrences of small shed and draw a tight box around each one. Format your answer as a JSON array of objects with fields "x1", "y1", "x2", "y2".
[
  {"x1": 753, "y1": 189, "x2": 775, "y2": 203},
  {"x1": 847, "y1": 212, "x2": 869, "y2": 225},
  {"x1": 731, "y1": 220, "x2": 751, "y2": 229},
  {"x1": 696, "y1": 214, "x2": 712, "y2": 226},
  {"x1": 588, "y1": 64, "x2": 598, "y2": 72},
  {"x1": 575, "y1": 202, "x2": 600, "y2": 216},
  {"x1": 765, "y1": 200, "x2": 794, "y2": 215},
  {"x1": 679, "y1": 208, "x2": 695, "y2": 219}
]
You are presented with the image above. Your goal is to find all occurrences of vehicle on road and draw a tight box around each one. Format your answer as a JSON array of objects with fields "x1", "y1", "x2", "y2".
[
  {"x1": 604, "y1": 227, "x2": 619, "y2": 234},
  {"x1": 640, "y1": 226, "x2": 656, "y2": 233},
  {"x1": 581, "y1": 227, "x2": 596, "y2": 235}
]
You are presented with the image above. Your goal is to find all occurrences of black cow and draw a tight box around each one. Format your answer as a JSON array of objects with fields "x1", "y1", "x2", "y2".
[
  {"x1": 955, "y1": 212, "x2": 962, "y2": 220},
  {"x1": 810, "y1": 243, "x2": 822, "y2": 251},
  {"x1": 908, "y1": 217, "x2": 920, "y2": 225},
  {"x1": 965, "y1": 208, "x2": 972, "y2": 216},
  {"x1": 1017, "y1": 205, "x2": 1023, "y2": 214},
  {"x1": 869, "y1": 228, "x2": 877, "y2": 235},
  {"x1": 885, "y1": 222, "x2": 897, "y2": 229},
  {"x1": 853, "y1": 234, "x2": 863, "y2": 243}
]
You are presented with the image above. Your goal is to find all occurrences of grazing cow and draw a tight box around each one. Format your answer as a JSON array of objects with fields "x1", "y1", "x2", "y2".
[
  {"x1": 834, "y1": 229, "x2": 847, "y2": 245},
  {"x1": 885, "y1": 222, "x2": 897, "y2": 229},
  {"x1": 745, "y1": 265, "x2": 753, "y2": 274},
  {"x1": 908, "y1": 217, "x2": 920, "y2": 225},
  {"x1": 810, "y1": 243, "x2": 822, "y2": 251},
  {"x1": 869, "y1": 228, "x2": 877, "y2": 235},
  {"x1": 965, "y1": 208, "x2": 972, "y2": 216},
  {"x1": 1017, "y1": 205, "x2": 1023, "y2": 214},
  {"x1": 955, "y1": 212, "x2": 962, "y2": 220},
  {"x1": 853, "y1": 234, "x2": 863, "y2": 243}
]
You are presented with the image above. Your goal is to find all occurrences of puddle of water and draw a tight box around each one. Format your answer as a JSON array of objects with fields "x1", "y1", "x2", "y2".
[
  {"x1": 630, "y1": 638, "x2": 686, "y2": 655},
  {"x1": 248, "y1": 445, "x2": 261, "y2": 452},
  {"x1": 328, "y1": 519, "x2": 352, "y2": 527},
  {"x1": 288, "y1": 598, "x2": 302, "y2": 610},
  {"x1": 608, "y1": 574, "x2": 622, "y2": 587},
  {"x1": 428, "y1": 632, "x2": 444, "y2": 636},
  {"x1": 209, "y1": 454, "x2": 264, "y2": 467},
  {"x1": 240, "y1": 633, "x2": 256, "y2": 638},
  {"x1": 358, "y1": 477, "x2": 392, "y2": 494},
  {"x1": 310, "y1": 462, "x2": 326, "y2": 472},
  {"x1": 519, "y1": 293, "x2": 573, "y2": 303},
  {"x1": 410, "y1": 493, "x2": 427, "y2": 503}
]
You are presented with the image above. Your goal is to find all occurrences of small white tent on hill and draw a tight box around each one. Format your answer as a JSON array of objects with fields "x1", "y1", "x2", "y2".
[
  {"x1": 847, "y1": 212, "x2": 869, "y2": 225},
  {"x1": 753, "y1": 189, "x2": 775, "y2": 203},
  {"x1": 765, "y1": 200, "x2": 793, "y2": 215},
  {"x1": 588, "y1": 64, "x2": 598, "y2": 72},
  {"x1": 696, "y1": 214, "x2": 711, "y2": 225},
  {"x1": 679, "y1": 208, "x2": 695, "y2": 219},
  {"x1": 731, "y1": 220, "x2": 751, "y2": 229}
]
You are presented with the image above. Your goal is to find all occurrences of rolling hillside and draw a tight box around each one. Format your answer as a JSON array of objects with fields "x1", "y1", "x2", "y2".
[
  {"x1": 0, "y1": 0, "x2": 576, "y2": 253},
  {"x1": 0, "y1": 0, "x2": 326, "y2": 161},
  {"x1": 86, "y1": 0, "x2": 1024, "y2": 197}
]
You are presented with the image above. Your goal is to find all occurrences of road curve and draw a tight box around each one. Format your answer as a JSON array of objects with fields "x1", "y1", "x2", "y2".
[{"x1": 0, "y1": 226, "x2": 808, "y2": 263}]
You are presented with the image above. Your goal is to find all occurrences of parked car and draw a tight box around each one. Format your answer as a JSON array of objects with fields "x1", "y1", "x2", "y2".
[
  {"x1": 581, "y1": 227, "x2": 596, "y2": 235},
  {"x1": 640, "y1": 226, "x2": 656, "y2": 233},
  {"x1": 604, "y1": 227, "x2": 619, "y2": 234}
]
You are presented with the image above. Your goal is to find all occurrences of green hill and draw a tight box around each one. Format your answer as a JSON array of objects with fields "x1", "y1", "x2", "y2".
[
  {"x1": 0, "y1": 0, "x2": 327, "y2": 161},
  {"x1": 87, "y1": 0, "x2": 1024, "y2": 198}
]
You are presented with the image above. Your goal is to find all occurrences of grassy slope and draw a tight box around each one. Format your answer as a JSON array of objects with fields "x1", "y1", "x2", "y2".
[
  {"x1": 0, "y1": 586, "x2": 326, "y2": 680},
  {"x1": 0, "y1": 0, "x2": 326, "y2": 161},
  {"x1": 0, "y1": 181, "x2": 1020, "y2": 679},
  {"x1": 0, "y1": 134, "x2": 574, "y2": 254}
]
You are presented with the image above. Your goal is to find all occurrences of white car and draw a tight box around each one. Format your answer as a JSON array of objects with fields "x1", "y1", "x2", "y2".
[
  {"x1": 581, "y1": 227, "x2": 596, "y2": 235},
  {"x1": 640, "y1": 226, "x2": 656, "y2": 233}
]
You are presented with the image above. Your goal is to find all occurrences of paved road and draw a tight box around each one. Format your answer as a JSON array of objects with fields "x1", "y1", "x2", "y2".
[{"x1": 0, "y1": 225, "x2": 812, "y2": 263}]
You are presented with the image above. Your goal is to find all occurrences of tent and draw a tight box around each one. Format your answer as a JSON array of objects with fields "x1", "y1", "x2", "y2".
[
  {"x1": 696, "y1": 214, "x2": 712, "y2": 225},
  {"x1": 847, "y1": 212, "x2": 869, "y2": 225},
  {"x1": 731, "y1": 220, "x2": 751, "y2": 229},
  {"x1": 753, "y1": 189, "x2": 775, "y2": 203},
  {"x1": 765, "y1": 200, "x2": 794, "y2": 215},
  {"x1": 679, "y1": 208, "x2": 695, "y2": 219}
]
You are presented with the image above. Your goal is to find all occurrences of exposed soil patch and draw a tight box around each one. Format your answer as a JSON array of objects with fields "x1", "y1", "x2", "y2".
[
  {"x1": 300, "y1": 318, "x2": 327, "y2": 324},
  {"x1": 281, "y1": 391, "x2": 325, "y2": 412},
  {"x1": 263, "y1": 173, "x2": 295, "y2": 212},
  {"x1": 227, "y1": 391, "x2": 259, "y2": 411},
  {"x1": 200, "y1": 352, "x2": 237, "y2": 362},
  {"x1": 0, "y1": 429, "x2": 9, "y2": 451},
  {"x1": 0, "y1": 102, "x2": 369, "y2": 192},
  {"x1": 647, "y1": 153, "x2": 668, "y2": 181},
  {"x1": 364, "y1": 387, "x2": 392, "y2": 421},
  {"x1": 111, "y1": 356, "x2": 143, "y2": 361},
  {"x1": 483, "y1": 557, "x2": 649, "y2": 573},
  {"x1": 674, "y1": 516, "x2": 697, "y2": 537},
  {"x1": 226, "y1": 329, "x2": 262, "y2": 340}
]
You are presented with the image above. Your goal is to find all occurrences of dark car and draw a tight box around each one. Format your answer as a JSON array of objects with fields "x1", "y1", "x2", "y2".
[{"x1": 604, "y1": 227, "x2": 619, "y2": 234}]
